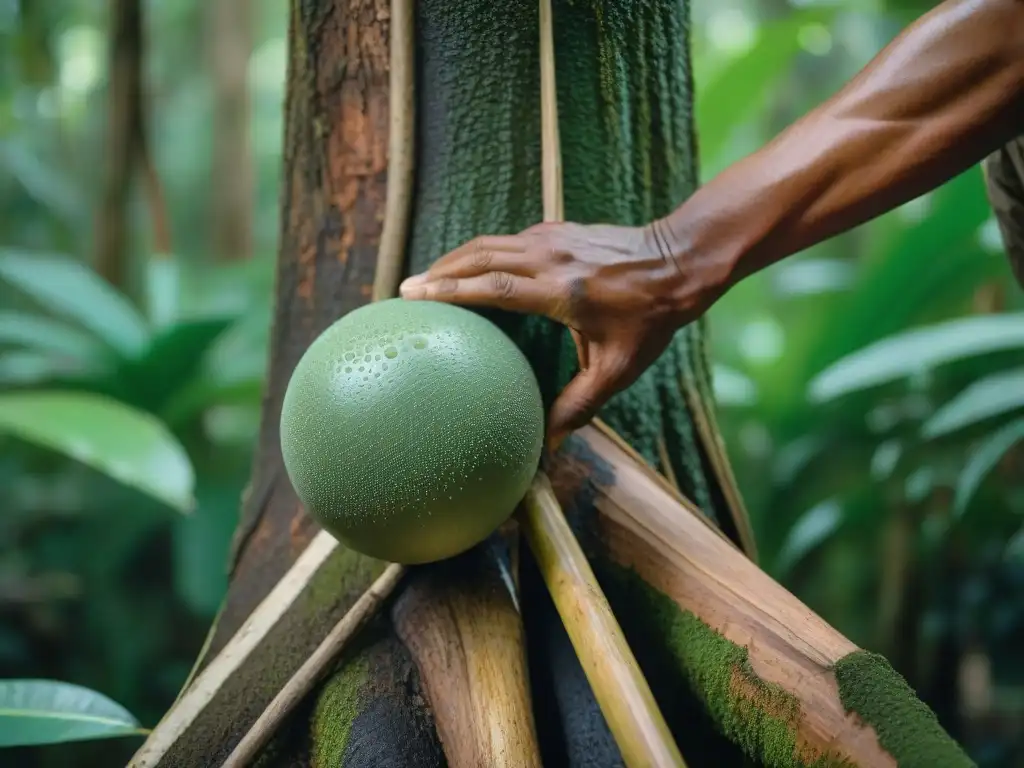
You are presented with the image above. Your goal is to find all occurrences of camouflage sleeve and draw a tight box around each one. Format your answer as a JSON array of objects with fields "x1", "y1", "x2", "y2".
[{"x1": 982, "y1": 136, "x2": 1024, "y2": 289}]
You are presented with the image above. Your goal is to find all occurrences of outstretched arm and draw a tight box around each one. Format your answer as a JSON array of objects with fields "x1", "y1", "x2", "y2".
[
  {"x1": 666, "y1": 0, "x2": 1024, "y2": 295},
  {"x1": 402, "y1": 0, "x2": 1024, "y2": 447}
]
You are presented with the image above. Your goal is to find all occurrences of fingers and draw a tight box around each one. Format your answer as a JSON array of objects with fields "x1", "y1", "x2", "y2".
[
  {"x1": 569, "y1": 327, "x2": 589, "y2": 371},
  {"x1": 400, "y1": 237, "x2": 533, "y2": 296},
  {"x1": 546, "y1": 351, "x2": 634, "y2": 452},
  {"x1": 400, "y1": 272, "x2": 560, "y2": 317}
]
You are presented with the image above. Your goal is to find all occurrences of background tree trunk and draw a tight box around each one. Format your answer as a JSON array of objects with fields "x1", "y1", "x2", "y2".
[{"x1": 207, "y1": 0, "x2": 253, "y2": 261}]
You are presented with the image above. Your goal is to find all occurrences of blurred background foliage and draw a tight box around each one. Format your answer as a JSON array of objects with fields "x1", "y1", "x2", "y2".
[{"x1": 0, "y1": 0, "x2": 1021, "y2": 765}]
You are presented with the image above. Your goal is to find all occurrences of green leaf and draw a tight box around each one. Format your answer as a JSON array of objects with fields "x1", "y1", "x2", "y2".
[
  {"x1": 0, "y1": 679, "x2": 144, "y2": 747},
  {"x1": 697, "y1": 7, "x2": 838, "y2": 167},
  {"x1": 808, "y1": 313, "x2": 1024, "y2": 402},
  {"x1": 801, "y1": 169, "x2": 999, "y2": 390},
  {"x1": 0, "y1": 352, "x2": 86, "y2": 386},
  {"x1": 0, "y1": 311, "x2": 110, "y2": 365},
  {"x1": 952, "y1": 418, "x2": 1024, "y2": 518},
  {"x1": 0, "y1": 391, "x2": 194, "y2": 513},
  {"x1": 774, "y1": 497, "x2": 843, "y2": 576},
  {"x1": 0, "y1": 140, "x2": 85, "y2": 226},
  {"x1": 922, "y1": 367, "x2": 1024, "y2": 438},
  {"x1": 0, "y1": 250, "x2": 150, "y2": 358},
  {"x1": 117, "y1": 317, "x2": 235, "y2": 410},
  {"x1": 160, "y1": 376, "x2": 264, "y2": 427}
]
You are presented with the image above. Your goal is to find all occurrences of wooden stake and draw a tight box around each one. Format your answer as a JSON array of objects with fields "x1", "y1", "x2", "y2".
[
  {"x1": 521, "y1": 473, "x2": 686, "y2": 768},
  {"x1": 371, "y1": 0, "x2": 415, "y2": 301},
  {"x1": 392, "y1": 551, "x2": 542, "y2": 767},
  {"x1": 221, "y1": 563, "x2": 405, "y2": 767},
  {"x1": 526, "y1": 2, "x2": 686, "y2": 765}
]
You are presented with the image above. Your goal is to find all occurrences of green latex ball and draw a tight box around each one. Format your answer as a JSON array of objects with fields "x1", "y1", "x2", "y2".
[{"x1": 280, "y1": 298, "x2": 544, "y2": 564}]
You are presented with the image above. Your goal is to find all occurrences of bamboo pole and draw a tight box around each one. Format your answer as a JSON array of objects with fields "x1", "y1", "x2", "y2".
[
  {"x1": 517, "y1": 3, "x2": 687, "y2": 766},
  {"x1": 522, "y1": 474, "x2": 687, "y2": 767}
]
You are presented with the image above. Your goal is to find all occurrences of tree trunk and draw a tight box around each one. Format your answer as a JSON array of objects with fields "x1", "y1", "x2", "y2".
[
  {"x1": 94, "y1": 0, "x2": 142, "y2": 291},
  {"x1": 132, "y1": 2, "x2": 974, "y2": 767},
  {"x1": 207, "y1": 0, "x2": 253, "y2": 261}
]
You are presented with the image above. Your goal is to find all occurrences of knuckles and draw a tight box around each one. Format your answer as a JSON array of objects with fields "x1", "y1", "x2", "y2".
[{"x1": 489, "y1": 271, "x2": 517, "y2": 298}]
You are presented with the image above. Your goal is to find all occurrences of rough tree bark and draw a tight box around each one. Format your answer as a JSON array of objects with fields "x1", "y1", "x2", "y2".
[{"x1": 135, "y1": 2, "x2": 974, "y2": 767}]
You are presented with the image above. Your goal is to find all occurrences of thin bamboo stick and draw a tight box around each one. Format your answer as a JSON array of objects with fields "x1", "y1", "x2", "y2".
[
  {"x1": 521, "y1": 473, "x2": 686, "y2": 767},
  {"x1": 221, "y1": 563, "x2": 405, "y2": 767},
  {"x1": 523, "y1": 3, "x2": 687, "y2": 765}
]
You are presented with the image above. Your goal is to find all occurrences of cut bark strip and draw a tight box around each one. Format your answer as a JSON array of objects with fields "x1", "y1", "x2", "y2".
[
  {"x1": 544, "y1": 422, "x2": 969, "y2": 766},
  {"x1": 221, "y1": 562, "x2": 406, "y2": 768},
  {"x1": 521, "y1": 472, "x2": 687, "y2": 768},
  {"x1": 371, "y1": 0, "x2": 415, "y2": 301},
  {"x1": 128, "y1": 531, "x2": 345, "y2": 766},
  {"x1": 392, "y1": 549, "x2": 543, "y2": 767}
]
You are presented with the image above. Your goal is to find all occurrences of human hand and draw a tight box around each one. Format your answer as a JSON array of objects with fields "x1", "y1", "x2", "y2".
[{"x1": 399, "y1": 220, "x2": 715, "y2": 450}]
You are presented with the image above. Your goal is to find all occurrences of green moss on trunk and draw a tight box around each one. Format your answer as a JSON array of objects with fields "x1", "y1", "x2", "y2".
[
  {"x1": 598, "y1": 564, "x2": 853, "y2": 768},
  {"x1": 833, "y1": 652, "x2": 975, "y2": 768}
]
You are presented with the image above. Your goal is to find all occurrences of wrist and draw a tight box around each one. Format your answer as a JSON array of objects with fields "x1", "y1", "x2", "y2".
[{"x1": 650, "y1": 172, "x2": 777, "y2": 317}]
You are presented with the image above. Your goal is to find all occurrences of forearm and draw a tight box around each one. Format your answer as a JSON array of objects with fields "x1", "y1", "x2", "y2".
[{"x1": 664, "y1": 0, "x2": 1024, "y2": 293}]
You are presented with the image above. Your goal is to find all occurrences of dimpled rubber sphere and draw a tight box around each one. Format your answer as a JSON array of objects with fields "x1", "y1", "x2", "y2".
[{"x1": 280, "y1": 298, "x2": 544, "y2": 564}]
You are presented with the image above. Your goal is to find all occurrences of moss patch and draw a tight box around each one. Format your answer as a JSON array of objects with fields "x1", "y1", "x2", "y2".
[
  {"x1": 310, "y1": 656, "x2": 371, "y2": 767},
  {"x1": 604, "y1": 564, "x2": 851, "y2": 768},
  {"x1": 833, "y1": 651, "x2": 975, "y2": 768}
]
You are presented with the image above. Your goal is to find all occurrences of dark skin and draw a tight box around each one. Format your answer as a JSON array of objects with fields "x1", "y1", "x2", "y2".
[{"x1": 401, "y1": 0, "x2": 1024, "y2": 450}]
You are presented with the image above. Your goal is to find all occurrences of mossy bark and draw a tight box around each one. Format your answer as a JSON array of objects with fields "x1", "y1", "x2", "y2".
[{"x1": 164, "y1": 1, "x2": 970, "y2": 767}]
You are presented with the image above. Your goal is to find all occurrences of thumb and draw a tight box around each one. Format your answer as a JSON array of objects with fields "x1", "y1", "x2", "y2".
[{"x1": 546, "y1": 352, "x2": 632, "y2": 452}]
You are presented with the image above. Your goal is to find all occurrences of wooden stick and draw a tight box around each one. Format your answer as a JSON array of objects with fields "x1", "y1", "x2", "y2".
[
  {"x1": 130, "y1": 530, "x2": 344, "y2": 767},
  {"x1": 539, "y1": 0, "x2": 562, "y2": 225},
  {"x1": 528, "y1": 2, "x2": 686, "y2": 765},
  {"x1": 392, "y1": 550, "x2": 542, "y2": 767},
  {"x1": 221, "y1": 563, "x2": 405, "y2": 767},
  {"x1": 521, "y1": 473, "x2": 686, "y2": 767},
  {"x1": 371, "y1": 0, "x2": 415, "y2": 301}
]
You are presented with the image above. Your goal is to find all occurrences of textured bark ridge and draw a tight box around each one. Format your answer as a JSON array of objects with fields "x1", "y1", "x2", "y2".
[{"x1": 150, "y1": 2, "x2": 970, "y2": 767}]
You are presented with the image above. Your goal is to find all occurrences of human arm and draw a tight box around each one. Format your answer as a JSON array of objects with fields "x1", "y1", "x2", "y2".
[
  {"x1": 664, "y1": 0, "x2": 1024, "y2": 294},
  {"x1": 401, "y1": 0, "x2": 1024, "y2": 448}
]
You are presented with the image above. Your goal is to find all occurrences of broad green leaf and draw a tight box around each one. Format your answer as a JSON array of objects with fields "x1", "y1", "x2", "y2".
[
  {"x1": 697, "y1": 7, "x2": 838, "y2": 167},
  {"x1": 922, "y1": 367, "x2": 1024, "y2": 438},
  {"x1": 0, "y1": 351, "x2": 87, "y2": 386},
  {"x1": 953, "y1": 418, "x2": 1024, "y2": 518},
  {"x1": 0, "y1": 141, "x2": 84, "y2": 225},
  {"x1": 801, "y1": 169, "x2": 998, "y2": 393},
  {"x1": 0, "y1": 391, "x2": 194, "y2": 513},
  {"x1": 160, "y1": 376, "x2": 264, "y2": 427},
  {"x1": 0, "y1": 679, "x2": 144, "y2": 747},
  {"x1": 0, "y1": 250, "x2": 149, "y2": 358},
  {"x1": 1005, "y1": 525, "x2": 1024, "y2": 562},
  {"x1": 774, "y1": 497, "x2": 843, "y2": 576},
  {"x1": 808, "y1": 313, "x2": 1024, "y2": 402},
  {"x1": 117, "y1": 317, "x2": 235, "y2": 410},
  {"x1": 0, "y1": 311, "x2": 110, "y2": 364}
]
